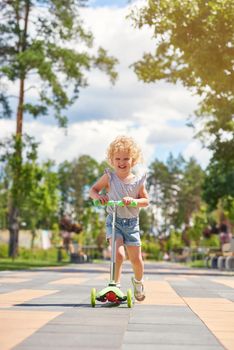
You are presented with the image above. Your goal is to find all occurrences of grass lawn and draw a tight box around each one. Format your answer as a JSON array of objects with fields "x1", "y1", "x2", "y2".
[
  {"x1": 188, "y1": 260, "x2": 207, "y2": 268},
  {"x1": 0, "y1": 258, "x2": 70, "y2": 271}
]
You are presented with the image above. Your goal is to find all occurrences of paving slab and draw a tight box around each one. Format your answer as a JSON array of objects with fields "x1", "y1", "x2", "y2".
[
  {"x1": 0, "y1": 261, "x2": 233, "y2": 350},
  {"x1": 122, "y1": 345, "x2": 223, "y2": 350}
]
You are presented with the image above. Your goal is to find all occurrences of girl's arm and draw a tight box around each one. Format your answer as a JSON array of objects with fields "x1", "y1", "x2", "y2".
[
  {"x1": 137, "y1": 183, "x2": 149, "y2": 207},
  {"x1": 89, "y1": 173, "x2": 109, "y2": 204},
  {"x1": 122, "y1": 183, "x2": 149, "y2": 207}
]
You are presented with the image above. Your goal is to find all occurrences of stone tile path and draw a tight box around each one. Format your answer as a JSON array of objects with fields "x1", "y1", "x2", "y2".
[{"x1": 0, "y1": 261, "x2": 233, "y2": 349}]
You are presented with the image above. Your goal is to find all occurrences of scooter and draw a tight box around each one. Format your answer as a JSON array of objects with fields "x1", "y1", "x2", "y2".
[{"x1": 90, "y1": 199, "x2": 137, "y2": 308}]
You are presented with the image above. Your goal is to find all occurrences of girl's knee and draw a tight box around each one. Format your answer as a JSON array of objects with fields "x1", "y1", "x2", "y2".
[
  {"x1": 130, "y1": 253, "x2": 143, "y2": 265},
  {"x1": 116, "y1": 250, "x2": 125, "y2": 263}
]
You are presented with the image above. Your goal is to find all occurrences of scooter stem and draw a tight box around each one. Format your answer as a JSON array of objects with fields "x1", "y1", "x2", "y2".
[{"x1": 110, "y1": 204, "x2": 117, "y2": 284}]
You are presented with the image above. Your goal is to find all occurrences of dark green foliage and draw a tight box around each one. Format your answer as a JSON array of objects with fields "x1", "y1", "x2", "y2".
[
  {"x1": 58, "y1": 155, "x2": 100, "y2": 218},
  {"x1": 0, "y1": 0, "x2": 118, "y2": 256},
  {"x1": 148, "y1": 153, "x2": 204, "y2": 235},
  {"x1": 130, "y1": 0, "x2": 234, "y2": 159},
  {"x1": 0, "y1": 0, "x2": 118, "y2": 126},
  {"x1": 0, "y1": 135, "x2": 59, "y2": 242},
  {"x1": 0, "y1": 93, "x2": 12, "y2": 118},
  {"x1": 203, "y1": 157, "x2": 234, "y2": 212}
]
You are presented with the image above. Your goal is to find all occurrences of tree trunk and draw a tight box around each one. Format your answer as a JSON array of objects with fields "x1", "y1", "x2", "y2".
[
  {"x1": 16, "y1": 78, "x2": 24, "y2": 135},
  {"x1": 31, "y1": 228, "x2": 36, "y2": 249},
  {"x1": 8, "y1": 1, "x2": 30, "y2": 257},
  {"x1": 8, "y1": 78, "x2": 24, "y2": 258},
  {"x1": 8, "y1": 205, "x2": 20, "y2": 259}
]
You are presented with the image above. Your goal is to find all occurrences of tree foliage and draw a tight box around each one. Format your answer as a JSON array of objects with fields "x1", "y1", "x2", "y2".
[
  {"x1": 0, "y1": 0, "x2": 118, "y2": 127},
  {"x1": 21, "y1": 160, "x2": 59, "y2": 234},
  {"x1": 148, "y1": 153, "x2": 204, "y2": 238},
  {"x1": 131, "y1": 0, "x2": 234, "y2": 154},
  {"x1": 176, "y1": 158, "x2": 204, "y2": 226},
  {"x1": 0, "y1": 135, "x2": 58, "y2": 255},
  {"x1": 203, "y1": 156, "x2": 234, "y2": 220},
  {"x1": 58, "y1": 155, "x2": 100, "y2": 219},
  {"x1": 0, "y1": 0, "x2": 118, "y2": 256}
]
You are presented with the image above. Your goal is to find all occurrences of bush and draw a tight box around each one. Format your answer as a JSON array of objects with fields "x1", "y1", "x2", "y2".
[
  {"x1": 200, "y1": 235, "x2": 220, "y2": 248},
  {"x1": 166, "y1": 230, "x2": 184, "y2": 252},
  {"x1": 142, "y1": 240, "x2": 161, "y2": 260},
  {"x1": 18, "y1": 247, "x2": 63, "y2": 261},
  {"x1": 0, "y1": 244, "x2": 8, "y2": 258},
  {"x1": 19, "y1": 247, "x2": 32, "y2": 260}
]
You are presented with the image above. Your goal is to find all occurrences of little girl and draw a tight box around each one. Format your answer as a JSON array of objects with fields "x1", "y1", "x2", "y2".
[{"x1": 89, "y1": 135, "x2": 149, "y2": 301}]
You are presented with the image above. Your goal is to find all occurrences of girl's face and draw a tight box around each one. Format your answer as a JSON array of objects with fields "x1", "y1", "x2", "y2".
[{"x1": 112, "y1": 151, "x2": 133, "y2": 174}]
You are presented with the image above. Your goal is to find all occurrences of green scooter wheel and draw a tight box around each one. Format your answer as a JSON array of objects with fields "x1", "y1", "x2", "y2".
[
  {"x1": 127, "y1": 288, "x2": 132, "y2": 308},
  {"x1": 91, "y1": 288, "x2": 96, "y2": 307}
]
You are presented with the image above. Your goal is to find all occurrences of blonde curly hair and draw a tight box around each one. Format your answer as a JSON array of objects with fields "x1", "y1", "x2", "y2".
[{"x1": 106, "y1": 135, "x2": 143, "y2": 167}]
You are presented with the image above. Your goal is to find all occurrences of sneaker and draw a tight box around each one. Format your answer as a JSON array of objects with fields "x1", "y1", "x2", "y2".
[
  {"x1": 131, "y1": 277, "x2": 145, "y2": 301},
  {"x1": 116, "y1": 282, "x2": 121, "y2": 289}
]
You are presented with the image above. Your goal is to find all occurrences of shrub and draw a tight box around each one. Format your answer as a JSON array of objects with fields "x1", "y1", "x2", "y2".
[
  {"x1": 142, "y1": 240, "x2": 161, "y2": 260},
  {"x1": 0, "y1": 244, "x2": 8, "y2": 258},
  {"x1": 18, "y1": 247, "x2": 62, "y2": 261}
]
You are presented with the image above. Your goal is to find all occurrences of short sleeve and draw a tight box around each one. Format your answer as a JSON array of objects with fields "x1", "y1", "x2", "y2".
[
  {"x1": 140, "y1": 173, "x2": 147, "y2": 186},
  {"x1": 104, "y1": 168, "x2": 112, "y2": 180}
]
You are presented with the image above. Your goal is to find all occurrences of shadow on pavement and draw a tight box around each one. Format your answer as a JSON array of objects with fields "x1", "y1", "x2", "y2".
[{"x1": 15, "y1": 302, "x2": 127, "y2": 308}]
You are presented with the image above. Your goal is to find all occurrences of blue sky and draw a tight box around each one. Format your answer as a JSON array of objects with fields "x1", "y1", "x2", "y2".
[
  {"x1": 0, "y1": 0, "x2": 211, "y2": 169},
  {"x1": 90, "y1": 0, "x2": 129, "y2": 7}
]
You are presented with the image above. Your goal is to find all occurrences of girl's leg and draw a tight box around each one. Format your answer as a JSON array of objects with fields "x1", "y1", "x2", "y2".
[
  {"x1": 126, "y1": 245, "x2": 145, "y2": 301},
  {"x1": 126, "y1": 245, "x2": 144, "y2": 280},
  {"x1": 109, "y1": 237, "x2": 125, "y2": 283}
]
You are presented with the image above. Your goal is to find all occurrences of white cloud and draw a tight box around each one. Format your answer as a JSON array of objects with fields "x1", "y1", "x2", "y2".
[
  {"x1": 0, "y1": 118, "x2": 154, "y2": 167},
  {"x1": 0, "y1": 2, "x2": 210, "y2": 169},
  {"x1": 183, "y1": 140, "x2": 212, "y2": 169},
  {"x1": 147, "y1": 125, "x2": 193, "y2": 145},
  {"x1": 76, "y1": 4, "x2": 200, "y2": 128},
  {"x1": 0, "y1": 118, "x2": 211, "y2": 170}
]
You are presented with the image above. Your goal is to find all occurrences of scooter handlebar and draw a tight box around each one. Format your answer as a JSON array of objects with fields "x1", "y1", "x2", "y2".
[{"x1": 93, "y1": 199, "x2": 137, "y2": 207}]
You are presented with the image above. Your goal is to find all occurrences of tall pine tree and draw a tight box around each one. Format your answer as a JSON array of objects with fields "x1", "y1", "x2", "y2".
[{"x1": 0, "y1": 0, "x2": 118, "y2": 257}]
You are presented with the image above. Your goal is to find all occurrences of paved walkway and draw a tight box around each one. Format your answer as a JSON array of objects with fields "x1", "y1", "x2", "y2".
[{"x1": 0, "y1": 261, "x2": 234, "y2": 350}]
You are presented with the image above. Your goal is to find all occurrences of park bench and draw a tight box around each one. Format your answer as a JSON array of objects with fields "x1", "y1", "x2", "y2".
[
  {"x1": 170, "y1": 247, "x2": 191, "y2": 263},
  {"x1": 204, "y1": 247, "x2": 222, "y2": 269},
  {"x1": 217, "y1": 237, "x2": 234, "y2": 271},
  {"x1": 205, "y1": 237, "x2": 234, "y2": 270}
]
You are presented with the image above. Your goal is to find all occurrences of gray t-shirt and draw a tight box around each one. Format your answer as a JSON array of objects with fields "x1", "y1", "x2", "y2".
[{"x1": 105, "y1": 168, "x2": 147, "y2": 218}]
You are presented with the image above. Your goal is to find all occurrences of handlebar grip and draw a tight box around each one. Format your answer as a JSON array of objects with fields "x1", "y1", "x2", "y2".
[{"x1": 93, "y1": 199, "x2": 137, "y2": 207}]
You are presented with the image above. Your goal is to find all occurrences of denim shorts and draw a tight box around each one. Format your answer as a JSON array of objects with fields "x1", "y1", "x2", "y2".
[{"x1": 106, "y1": 214, "x2": 141, "y2": 246}]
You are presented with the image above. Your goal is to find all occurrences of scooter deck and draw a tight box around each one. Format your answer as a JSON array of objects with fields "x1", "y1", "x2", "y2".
[{"x1": 96, "y1": 286, "x2": 127, "y2": 302}]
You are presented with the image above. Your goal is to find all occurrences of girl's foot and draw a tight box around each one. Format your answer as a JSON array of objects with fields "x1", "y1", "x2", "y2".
[{"x1": 131, "y1": 277, "x2": 145, "y2": 301}]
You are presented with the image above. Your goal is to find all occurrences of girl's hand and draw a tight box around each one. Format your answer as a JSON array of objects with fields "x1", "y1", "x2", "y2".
[
  {"x1": 122, "y1": 196, "x2": 135, "y2": 206},
  {"x1": 97, "y1": 194, "x2": 109, "y2": 205}
]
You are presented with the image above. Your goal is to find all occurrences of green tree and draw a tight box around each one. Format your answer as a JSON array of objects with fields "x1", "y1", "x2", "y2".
[
  {"x1": 148, "y1": 154, "x2": 205, "y2": 246},
  {"x1": 176, "y1": 158, "x2": 204, "y2": 227},
  {"x1": 148, "y1": 154, "x2": 185, "y2": 234},
  {"x1": 0, "y1": 135, "x2": 39, "y2": 256},
  {"x1": 139, "y1": 209, "x2": 151, "y2": 238},
  {"x1": 131, "y1": 0, "x2": 234, "y2": 156},
  {"x1": 57, "y1": 160, "x2": 73, "y2": 216},
  {"x1": 57, "y1": 155, "x2": 101, "y2": 229},
  {"x1": 0, "y1": 0, "x2": 118, "y2": 129},
  {"x1": 0, "y1": 0, "x2": 118, "y2": 256},
  {"x1": 203, "y1": 157, "x2": 234, "y2": 222},
  {"x1": 21, "y1": 160, "x2": 59, "y2": 248},
  {"x1": 0, "y1": 163, "x2": 8, "y2": 229},
  {"x1": 186, "y1": 206, "x2": 208, "y2": 247},
  {"x1": 71, "y1": 155, "x2": 100, "y2": 219}
]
